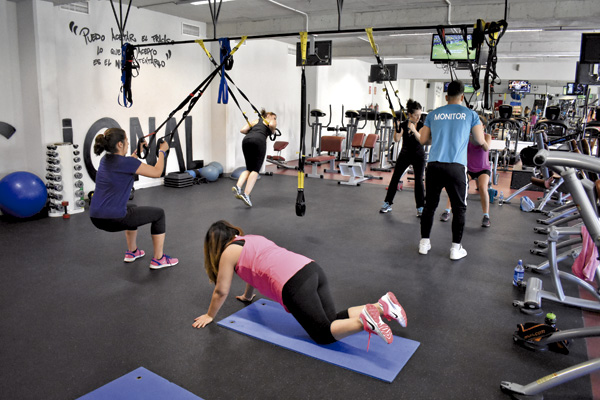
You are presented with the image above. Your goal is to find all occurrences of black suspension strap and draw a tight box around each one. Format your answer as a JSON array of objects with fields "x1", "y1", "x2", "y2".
[
  {"x1": 472, "y1": 18, "x2": 507, "y2": 110},
  {"x1": 196, "y1": 37, "x2": 271, "y2": 133},
  {"x1": 436, "y1": 27, "x2": 453, "y2": 58},
  {"x1": 207, "y1": 0, "x2": 223, "y2": 40},
  {"x1": 365, "y1": 28, "x2": 405, "y2": 130},
  {"x1": 336, "y1": 0, "x2": 344, "y2": 31},
  {"x1": 135, "y1": 46, "x2": 240, "y2": 159},
  {"x1": 110, "y1": 0, "x2": 136, "y2": 107},
  {"x1": 296, "y1": 31, "x2": 308, "y2": 217}
]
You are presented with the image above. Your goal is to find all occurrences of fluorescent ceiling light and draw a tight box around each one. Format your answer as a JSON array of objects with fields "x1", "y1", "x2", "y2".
[
  {"x1": 389, "y1": 33, "x2": 431, "y2": 37},
  {"x1": 498, "y1": 54, "x2": 579, "y2": 59},
  {"x1": 506, "y1": 28, "x2": 543, "y2": 33},
  {"x1": 190, "y1": 0, "x2": 235, "y2": 5}
]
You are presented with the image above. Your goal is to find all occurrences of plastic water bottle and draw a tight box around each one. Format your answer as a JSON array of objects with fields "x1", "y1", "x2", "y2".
[
  {"x1": 545, "y1": 312, "x2": 557, "y2": 328},
  {"x1": 513, "y1": 259, "x2": 524, "y2": 286},
  {"x1": 498, "y1": 191, "x2": 504, "y2": 206}
]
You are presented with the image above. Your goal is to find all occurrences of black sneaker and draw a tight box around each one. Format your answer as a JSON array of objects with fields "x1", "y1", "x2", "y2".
[{"x1": 482, "y1": 215, "x2": 491, "y2": 228}]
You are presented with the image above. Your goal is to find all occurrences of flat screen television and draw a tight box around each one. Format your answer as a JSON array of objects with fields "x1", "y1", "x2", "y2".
[
  {"x1": 368, "y1": 63, "x2": 398, "y2": 83},
  {"x1": 575, "y1": 62, "x2": 599, "y2": 85},
  {"x1": 295, "y1": 40, "x2": 332, "y2": 66},
  {"x1": 580, "y1": 33, "x2": 600, "y2": 63},
  {"x1": 565, "y1": 82, "x2": 588, "y2": 95},
  {"x1": 443, "y1": 81, "x2": 475, "y2": 93},
  {"x1": 430, "y1": 34, "x2": 476, "y2": 62},
  {"x1": 508, "y1": 80, "x2": 531, "y2": 93}
]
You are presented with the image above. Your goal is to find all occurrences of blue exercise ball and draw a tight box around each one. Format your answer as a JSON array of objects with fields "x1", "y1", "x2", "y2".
[
  {"x1": 200, "y1": 165, "x2": 219, "y2": 182},
  {"x1": 230, "y1": 166, "x2": 246, "y2": 180},
  {"x1": 208, "y1": 161, "x2": 223, "y2": 175},
  {"x1": 0, "y1": 171, "x2": 48, "y2": 218}
]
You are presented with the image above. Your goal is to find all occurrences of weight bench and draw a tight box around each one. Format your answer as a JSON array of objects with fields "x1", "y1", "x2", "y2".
[
  {"x1": 266, "y1": 141, "x2": 297, "y2": 170},
  {"x1": 338, "y1": 133, "x2": 383, "y2": 186},
  {"x1": 305, "y1": 135, "x2": 345, "y2": 178}
]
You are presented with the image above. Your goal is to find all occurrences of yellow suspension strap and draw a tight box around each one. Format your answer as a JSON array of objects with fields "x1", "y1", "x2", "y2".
[
  {"x1": 366, "y1": 27, "x2": 404, "y2": 129},
  {"x1": 296, "y1": 31, "x2": 308, "y2": 217},
  {"x1": 196, "y1": 37, "x2": 262, "y2": 127}
]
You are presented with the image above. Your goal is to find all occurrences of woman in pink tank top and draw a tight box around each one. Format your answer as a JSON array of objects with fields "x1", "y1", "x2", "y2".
[{"x1": 192, "y1": 220, "x2": 409, "y2": 347}]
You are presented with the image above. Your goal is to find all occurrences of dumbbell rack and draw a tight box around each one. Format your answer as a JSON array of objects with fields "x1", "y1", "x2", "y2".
[{"x1": 45, "y1": 143, "x2": 85, "y2": 218}]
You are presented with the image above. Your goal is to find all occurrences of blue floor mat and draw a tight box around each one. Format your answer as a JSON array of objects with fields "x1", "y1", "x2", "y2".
[
  {"x1": 77, "y1": 367, "x2": 203, "y2": 400},
  {"x1": 218, "y1": 299, "x2": 420, "y2": 383}
]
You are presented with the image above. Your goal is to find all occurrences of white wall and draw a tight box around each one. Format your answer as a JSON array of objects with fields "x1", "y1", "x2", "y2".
[
  {"x1": 0, "y1": 1, "x2": 25, "y2": 173},
  {"x1": 1, "y1": 0, "x2": 210, "y2": 192}
]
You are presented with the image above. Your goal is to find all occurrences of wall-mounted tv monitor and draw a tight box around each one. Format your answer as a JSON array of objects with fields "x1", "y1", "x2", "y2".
[
  {"x1": 566, "y1": 82, "x2": 588, "y2": 95},
  {"x1": 580, "y1": 33, "x2": 600, "y2": 63},
  {"x1": 430, "y1": 34, "x2": 476, "y2": 62},
  {"x1": 443, "y1": 81, "x2": 475, "y2": 93},
  {"x1": 295, "y1": 40, "x2": 332, "y2": 66},
  {"x1": 508, "y1": 80, "x2": 531, "y2": 93},
  {"x1": 368, "y1": 63, "x2": 398, "y2": 83},
  {"x1": 575, "y1": 62, "x2": 599, "y2": 85}
]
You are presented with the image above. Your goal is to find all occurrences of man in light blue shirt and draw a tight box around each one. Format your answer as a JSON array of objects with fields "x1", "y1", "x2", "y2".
[{"x1": 418, "y1": 81, "x2": 489, "y2": 260}]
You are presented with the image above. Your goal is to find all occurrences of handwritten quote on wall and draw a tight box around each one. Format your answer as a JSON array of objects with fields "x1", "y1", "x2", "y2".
[{"x1": 68, "y1": 21, "x2": 174, "y2": 69}]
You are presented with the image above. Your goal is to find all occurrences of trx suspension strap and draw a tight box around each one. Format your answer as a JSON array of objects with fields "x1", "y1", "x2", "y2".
[
  {"x1": 436, "y1": 27, "x2": 459, "y2": 83},
  {"x1": 135, "y1": 44, "x2": 242, "y2": 159},
  {"x1": 196, "y1": 37, "x2": 272, "y2": 134},
  {"x1": 120, "y1": 43, "x2": 138, "y2": 107},
  {"x1": 217, "y1": 38, "x2": 231, "y2": 104},
  {"x1": 109, "y1": 0, "x2": 136, "y2": 107},
  {"x1": 365, "y1": 28, "x2": 404, "y2": 129},
  {"x1": 296, "y1": 31, "x2": 308, "y2": 217},
  {"x1": 460, "y1": 25, "x2": 480, "y2": 109},
  {"x1": 472, "y1": 19, "x2": 507, "y2": 110}
]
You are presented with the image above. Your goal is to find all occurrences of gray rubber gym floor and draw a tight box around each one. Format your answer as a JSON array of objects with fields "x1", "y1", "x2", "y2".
[{"x1": 0, "y1": 174, "x2": 594, "y2": 400}]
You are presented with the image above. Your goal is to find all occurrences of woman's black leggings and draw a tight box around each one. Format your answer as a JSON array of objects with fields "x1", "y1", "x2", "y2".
[
  {"x1": 91, "y1": 204, "x2": 166, "y2": 235},
  {"x1": 242, "y1": 134, "x2": 267, "y2": 172},
  {"x1": 282, "y1": 262, "x2": 349, "y2": 345},
  {"x1": 384, "y1": 151, "x2": 426, "y2": 208}
]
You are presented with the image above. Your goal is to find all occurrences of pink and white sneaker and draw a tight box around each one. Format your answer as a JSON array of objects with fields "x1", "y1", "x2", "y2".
[
  {"x1": 378, "y1": 292, "x2": 408, "y2": 328},
  {"x1": 359, "y1": 304, "x2": 393, "y2": 350},
  {"x1": 150, "y1": 254, "x2": 179, "y2": 270},
  {"x1": 124, "y1": 248, "x2": 145, "y2": 263}
]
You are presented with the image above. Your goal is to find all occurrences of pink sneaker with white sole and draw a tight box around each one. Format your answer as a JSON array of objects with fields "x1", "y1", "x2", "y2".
[
  {"x1": 150, "y1": 254, "x2": 179, "y2": 270},
  {"x1": 359, "y1": 303, "x2": 393, "y2": 351},
  {"x1": 124, "y1": 248, "x2": 145, "y2": 263},
  {"x1": 378, "y1": 291, "x2": 408, "y2": 328}
]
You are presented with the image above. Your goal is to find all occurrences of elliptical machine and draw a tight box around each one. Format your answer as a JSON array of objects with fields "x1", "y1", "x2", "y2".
[
  {"x1": 371, "y1": 111, "x2": 395, "y2": 172},
  {"x1": 307, "y1": 105, "x2": 332, "y2": 157},
  {"x1": 340, "y1": 106, "x2": 368, "y2": 161}
]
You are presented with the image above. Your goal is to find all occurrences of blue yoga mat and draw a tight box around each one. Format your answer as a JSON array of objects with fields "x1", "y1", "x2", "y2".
[
  {"x1": 77, "y1": 367, "x2": 203, "y2": 400},
  {"x1": 217, "y1": 299, "x2": 420, "y2": 383}
]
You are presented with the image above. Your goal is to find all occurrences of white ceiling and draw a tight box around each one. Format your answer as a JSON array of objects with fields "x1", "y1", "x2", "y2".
[{"x1": 34, "y1": 0, "x2": 600, "y2": 62}]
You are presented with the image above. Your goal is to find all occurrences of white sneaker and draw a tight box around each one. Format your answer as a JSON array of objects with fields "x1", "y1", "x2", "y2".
[
  {"x1": 450, "y1": 245, "x2": 467, "y2": 260},
  {"x1": 418, "y1": 239, "x2": 431, "y2": 255},
  {"x1": 240, "y1": 193, "x2": 252, "y2": 207}
]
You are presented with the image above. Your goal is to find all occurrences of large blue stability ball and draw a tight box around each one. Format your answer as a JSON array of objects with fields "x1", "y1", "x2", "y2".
[
  {"x1": 208, "y1": 161, "x2": 223, "y2": 176},
  {"x1": 230, "y1": 166, "x2": 246, "y2": 180},
  {"x1": 0, "y1": 171, "x2": 48, "y2": 218},
  {"x1": 200, "y1": 165, "x2": 220, "y2": 182}
]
